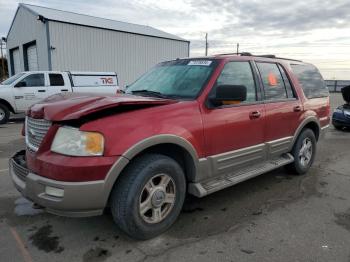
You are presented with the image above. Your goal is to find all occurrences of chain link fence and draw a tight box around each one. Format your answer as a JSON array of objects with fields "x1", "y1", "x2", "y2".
[{"x1": 325, "y1": 80, "x2": 350, "y2": 93}]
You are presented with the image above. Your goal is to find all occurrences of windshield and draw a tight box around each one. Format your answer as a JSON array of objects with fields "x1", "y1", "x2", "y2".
[
  {"x1": 126, "y1": 59, "x2": 218, "y2": 99},
  {"x1": 1, "y1": 73, "x2": 26, "y2": 85}
]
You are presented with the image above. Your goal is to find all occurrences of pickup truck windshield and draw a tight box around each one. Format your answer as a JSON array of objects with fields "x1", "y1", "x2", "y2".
[
  {"x1": 126, "y1": 59, "x2": 217, "y2": 99},
  {"x1": 1, "y1": 73, "x2": 26, "y2": 85}
]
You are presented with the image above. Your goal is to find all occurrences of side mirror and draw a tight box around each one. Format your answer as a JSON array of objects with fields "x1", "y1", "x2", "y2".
[
  {"x1": 211, "y1": 85, "x2": 247, "y2": 106},
  {"x1": 15, "y1": 81, "x2": 26, "y2": 88}
]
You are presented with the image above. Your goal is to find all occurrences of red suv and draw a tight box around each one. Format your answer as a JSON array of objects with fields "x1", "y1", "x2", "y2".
[{"x1": 10, "y1": 54, "x2": 330, "y2": 239}]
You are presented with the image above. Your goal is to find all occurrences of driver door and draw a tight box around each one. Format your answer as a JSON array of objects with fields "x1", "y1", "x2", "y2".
[
  {"x1": 201, "y1": 61, "x2": 266, "y2": 178},
  {"x1": 13, "y1": 73, "x2": 47, "y2": 111}
]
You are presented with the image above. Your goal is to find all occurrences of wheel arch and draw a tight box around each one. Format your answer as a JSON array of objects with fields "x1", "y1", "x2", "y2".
[
  {"x1": 102, "y1": 135, "x2": 199, "y2": 205},
  {"x1": 290, "y1": 117, "x2": 321, "y2": 151},
  {"x1": 0, "y1": 98, "x2": 15, "y2": 114}
]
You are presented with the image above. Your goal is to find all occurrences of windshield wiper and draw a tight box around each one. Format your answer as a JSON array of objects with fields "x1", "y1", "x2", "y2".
[{"x1": 131, "y1": 90, "x2": 169, "y2": 98}]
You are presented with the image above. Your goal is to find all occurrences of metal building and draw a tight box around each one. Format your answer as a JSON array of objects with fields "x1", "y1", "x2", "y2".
[{"x1": 6, "y1": 4, "x2": 190, "y2": 86}]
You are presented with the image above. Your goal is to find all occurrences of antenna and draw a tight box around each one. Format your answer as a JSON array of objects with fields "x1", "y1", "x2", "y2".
[{"x1": 205, "y1": 33, "x2": 208, "y2": 56}]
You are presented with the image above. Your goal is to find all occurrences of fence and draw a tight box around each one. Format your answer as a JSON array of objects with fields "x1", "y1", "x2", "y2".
[{"x1": 325, "y1": 80, "x2": 350, "y2": 93}]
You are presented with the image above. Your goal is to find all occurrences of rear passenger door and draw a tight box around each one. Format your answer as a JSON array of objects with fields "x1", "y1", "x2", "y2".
[
  {"x1": 47, "y1": 73, "x2": 70, "y2": 97},
  {"x1": 255, "y1": 62, "x2": 302, "y2": 158}
]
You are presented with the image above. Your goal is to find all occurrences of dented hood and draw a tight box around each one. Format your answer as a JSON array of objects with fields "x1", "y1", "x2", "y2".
[{"x1": 27, "y1": 93, "x2": 177, "y2": 121}]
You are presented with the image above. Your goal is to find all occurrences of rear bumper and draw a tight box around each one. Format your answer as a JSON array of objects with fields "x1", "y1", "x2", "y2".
[
  {"x1": 332, "y1": 112, "x2": 350, "y2": 127},
  {"x1": 332, "y1": 119, "x2": 350, "y2": 128},
  {"x1": 9, "y1": 150, "x2": 108, "y2": 217}
]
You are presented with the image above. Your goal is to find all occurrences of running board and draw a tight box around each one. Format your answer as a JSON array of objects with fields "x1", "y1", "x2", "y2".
[{"x1": 188, "y1": 153, "x2": 294, "y2": 197}]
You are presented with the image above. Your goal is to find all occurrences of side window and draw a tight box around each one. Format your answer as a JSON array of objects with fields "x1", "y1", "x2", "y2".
[
  {"x1": 256, "y1": 62, "x2": 287, "y2": 100},
  {"x1": 49, "y1": 74, "x2": 65, "y2": 86},
  {"x1": 215, "y1": 61, "x2": 257, "y2": 102},
  {"x1": 290, "y1": 64, "x2": 329, "y2": 99},
  {"x1": 18, "y1": 74, "x2": 45, "y2": 87},
  {"x1": 278, "y1": 64, "x2": 295, "y2": 98}
]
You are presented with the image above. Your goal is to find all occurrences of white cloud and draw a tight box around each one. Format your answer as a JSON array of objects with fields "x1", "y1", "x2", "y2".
[{"x1": 0, "y1": 0, "x2": 349, "y2": 79}]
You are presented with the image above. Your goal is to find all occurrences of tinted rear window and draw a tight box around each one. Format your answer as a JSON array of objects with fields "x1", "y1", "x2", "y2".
[
  {"x1": 290, "y1": 64, "x2": 329, "y2": 99},
  {"x1": 49, "y1": 74, "x2": 65, "y2": 86}
]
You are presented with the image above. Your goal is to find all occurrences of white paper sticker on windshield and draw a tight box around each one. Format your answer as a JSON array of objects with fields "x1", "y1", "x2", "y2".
[{"x1": 188, "y1": 60, "x2": 212, "y2": 66}]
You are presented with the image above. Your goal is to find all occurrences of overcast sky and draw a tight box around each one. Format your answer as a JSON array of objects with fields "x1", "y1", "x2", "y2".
[{"x1": 1, "y1": 0, "x2": 350, "y2": 79}]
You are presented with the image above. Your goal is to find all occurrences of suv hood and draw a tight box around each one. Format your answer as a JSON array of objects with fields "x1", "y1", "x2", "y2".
[{"x1": 28, "y1": 93, "x2": 177, "y2": 121}]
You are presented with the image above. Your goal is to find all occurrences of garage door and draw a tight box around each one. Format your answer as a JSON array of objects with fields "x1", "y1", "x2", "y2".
[
  {"x1": 27, "y1": 44, "x2": 38, "y2": 71},
  {"x1": 12, "y1": 48, "x2": 21, "y2": 74}
]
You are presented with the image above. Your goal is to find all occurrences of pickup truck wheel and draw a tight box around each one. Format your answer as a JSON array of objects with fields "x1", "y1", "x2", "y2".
[
  {"x1": 110, "y1": 154, "x2": 186, "y2": 240},
  {"x1": 286, "y1": 128, "x2": 316, "y2": 175},
  {"x1": 0, "y1": 104, "x2": 10, "y2": 124}
]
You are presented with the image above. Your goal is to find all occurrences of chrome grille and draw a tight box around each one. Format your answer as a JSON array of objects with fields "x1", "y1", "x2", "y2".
[
  {"x1": 11, "y1": 152, "x2": 29, "y2": 182},
  {"x1": 25, "y1": 117, "x2": 52, "y2": 152}
]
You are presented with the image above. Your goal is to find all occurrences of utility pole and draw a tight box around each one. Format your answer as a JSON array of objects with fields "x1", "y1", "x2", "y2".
[
  {"x1": 0, "y1": 38, "x2": 5, "y2": 80},
  {"x1": 205, "y1": 33, "x2": 208, "y2": 56},
  {"x1": 236, "y1": 43, "x2": 239, "y2": 55}
]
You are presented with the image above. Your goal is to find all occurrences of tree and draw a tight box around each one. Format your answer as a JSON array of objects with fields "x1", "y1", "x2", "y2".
[{"x1": 0, "y1": 57, "x2": 8, "y2": 81}]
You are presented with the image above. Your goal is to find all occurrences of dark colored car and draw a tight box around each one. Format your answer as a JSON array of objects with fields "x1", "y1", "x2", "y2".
[
  {"x1": 10, "y1": 54, "x2": 330, "y2": 239},
  {"x1": 332, "y1": 86, "x2": 350, "y2": 130}
]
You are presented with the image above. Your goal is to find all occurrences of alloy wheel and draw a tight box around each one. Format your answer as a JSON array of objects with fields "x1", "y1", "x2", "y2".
[
  {"x1": 139, "y1": 173, "x2": 176, "y2": 224},
  {"x1": 299, "y1": 137, "x2": 313, "y2": 167}
]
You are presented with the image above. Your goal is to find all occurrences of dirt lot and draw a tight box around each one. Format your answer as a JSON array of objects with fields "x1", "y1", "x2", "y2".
[{"x1": 0, "y1": 94, "x2": 349, "y2": 262}]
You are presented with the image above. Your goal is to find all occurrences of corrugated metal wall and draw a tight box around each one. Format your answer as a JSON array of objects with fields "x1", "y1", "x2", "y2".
[
  {"x1": 49, "y1": 21, "x2": 189, "y2": 87},
  {"x1": 6, "y1": 7, "x2": 49, "y2": 75}
]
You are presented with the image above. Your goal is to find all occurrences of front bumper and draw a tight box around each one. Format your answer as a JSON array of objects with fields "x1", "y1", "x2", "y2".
[{"x1": 9, "y1": 150, "x2": 108, "y2": 217}]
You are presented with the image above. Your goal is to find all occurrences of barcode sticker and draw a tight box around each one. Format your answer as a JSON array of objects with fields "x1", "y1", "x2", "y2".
[{"x1": 188, "y1": 60, "x2": 212, "y2": 66}]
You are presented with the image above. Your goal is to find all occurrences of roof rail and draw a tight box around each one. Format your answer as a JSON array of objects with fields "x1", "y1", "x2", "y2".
[
  {"x1": 214, "y1": 52, "x2": 302, "y2": 62},
  {"x1": 256, "y1": 54, "x2": 276, "y2": 58},
  {"x1": 214, "y1": 52, "x2": 253, "y2": 56}
]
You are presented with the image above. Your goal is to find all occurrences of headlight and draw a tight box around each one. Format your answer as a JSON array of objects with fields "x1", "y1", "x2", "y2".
[
  {"x1": 334, "y1": 108, "x2": 343, "y2": 114},
  {"x1": 51, "y1": 127, "x2": 104, "y2": 156}
]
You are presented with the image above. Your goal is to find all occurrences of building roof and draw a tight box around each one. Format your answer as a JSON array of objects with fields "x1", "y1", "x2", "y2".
[{"x1": 17, "y1": 3, "x2": 188, "y2": 42}]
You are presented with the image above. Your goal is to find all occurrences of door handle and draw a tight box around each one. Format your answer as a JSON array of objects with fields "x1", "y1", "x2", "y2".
[
  {"x1": 293, "y1": 105, "x2": 302, "y2": 112},
  {"x1": 38, "y1": 90, "x2": 46, "y2": 92},
  {"x1": 249, "y1": 111, "x2": 261, "y2": 119},
  {"x1": 61, "y1": 89, "x2": 68, "y2": 92}
]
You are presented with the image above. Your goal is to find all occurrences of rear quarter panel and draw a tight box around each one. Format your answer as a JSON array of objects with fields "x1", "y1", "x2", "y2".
[{"x1": 283, "y1": 61, "x2": 330, "y2": 129}]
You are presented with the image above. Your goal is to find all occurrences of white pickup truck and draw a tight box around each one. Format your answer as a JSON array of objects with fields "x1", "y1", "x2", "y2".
[{"x1": 0, "y1": 71, "x2": 119, "y2": 124}]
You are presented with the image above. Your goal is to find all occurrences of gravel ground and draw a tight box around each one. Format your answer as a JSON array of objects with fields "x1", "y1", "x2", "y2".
[{"x1": 0, "y1": 93, "x2": 349, "y2": 262}]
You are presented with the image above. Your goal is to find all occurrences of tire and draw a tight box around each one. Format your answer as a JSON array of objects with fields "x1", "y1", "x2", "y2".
[
  {"x1": 333, "y1": 123, "x2": 343, "y2": 130},
  {"x1": 110, "y1": 153, "x2": 186, "y2": 240},
  {"x1": 0, "y1": 103, "x2": 10, "y2": 125},
  {"x1": 286, "y1": 128, "x2": 316, "y2": 175}
]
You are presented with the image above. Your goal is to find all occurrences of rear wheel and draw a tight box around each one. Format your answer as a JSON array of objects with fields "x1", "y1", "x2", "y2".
[
  {"x1": 286, "y1": 128, "x2": 316, "y2": 175},
  {"x1": 0, "y1": 103, "x2": 10, "y2": 125},
  {"x1": 110, "y1": 154, "x2": 186, "y2": 240}
]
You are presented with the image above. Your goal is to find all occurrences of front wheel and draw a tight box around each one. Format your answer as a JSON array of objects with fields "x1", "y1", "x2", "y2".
[
  {"x1": 286, "y1": 128, "x2": 316, "y2": 175},
  {"x1": 110, "y1": 154, "x2": 186, "y2": 240},
  {"x1": 0, "y1": 103, "x2": 10, "y2": 125}
]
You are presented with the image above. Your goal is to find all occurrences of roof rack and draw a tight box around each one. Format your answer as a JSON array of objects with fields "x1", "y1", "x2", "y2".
[
  {"x1": 215, "y1": 52, "x2": 252, "y2": 56},
  {"x1": 214, "y1": 52, "x2": 302, "y2": 62},
  {"x1": 256, "y1": 54, "x2": 276, "y2": 58}
]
